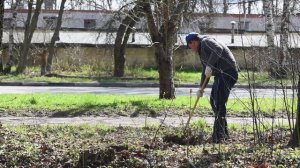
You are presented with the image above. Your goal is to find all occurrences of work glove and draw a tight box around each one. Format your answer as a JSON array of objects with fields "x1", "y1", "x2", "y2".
[
  {"x1": 196, "y1": 89, "x2": 204, "y2": 98},
  {"x1": 205, "y1": 66, "x2": 212, "y2": 78}
]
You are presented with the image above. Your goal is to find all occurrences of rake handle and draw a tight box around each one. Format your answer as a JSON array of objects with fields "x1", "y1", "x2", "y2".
[{"x1": 185, "y1": 77, "x2": 210, "y2": 128}]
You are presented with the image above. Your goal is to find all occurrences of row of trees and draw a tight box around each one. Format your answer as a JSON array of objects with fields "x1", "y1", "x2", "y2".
[
  {"x1": 114, "y1": 0, "x2": 299, "y2": 95},
  {"x1": 114, "y1": 0, "x2": 300, "y2": 146}
]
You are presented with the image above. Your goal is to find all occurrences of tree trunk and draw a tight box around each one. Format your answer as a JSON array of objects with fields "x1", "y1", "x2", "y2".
[
  {"x1": 143, "y1": 0, "x2": 187, "y2": 99},
  {"x1": 274, "y1": 0, "x2": 279, "y2": 16},
  {"x1": 289, "y1": 75, "x2": 300, "y2": 147},
  {"x1": 44, "y1": 0, "x2": 66, "y2": 75},
  {"x1": 277, "y1": 0, "x2": 290, "y2": 79},
  {"x1": 113, "y1": 4, "x2": 142, "y2": 77},
  {"x1": 17, "y1": 0, "x2": 44, "y2": 74},
  {"x1": 0, "y1": 0, "x2": 4, "y2": 73},
  {"x1": 4, "y1": 0, "x2": 20, "y2": 74},
  {"x1": 263, "y1": 0, "x2": 277, "y2": 78},
  {"x1": 248, "y1": 1, "x2": 252, "y2": 14},
  {"x1": 208, "y1": 0, "x2": 213, "y2": 13},
  {"x1": 242, "y1": 0, "x2": 246, "y2": 14},
  {"x1": 156, "y1": 40, "x2": 176, "y2": 99},
  {"x1": 223, "y1": 0, "x2": 228, "y2": 14}
]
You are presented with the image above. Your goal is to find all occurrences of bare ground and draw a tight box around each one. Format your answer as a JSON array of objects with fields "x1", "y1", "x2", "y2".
[{"x1": 0, "y1": 115, "x2": 294, "y2": 127}]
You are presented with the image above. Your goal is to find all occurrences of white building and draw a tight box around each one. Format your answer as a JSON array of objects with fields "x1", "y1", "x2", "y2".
[{"x1": 2, "y1": 6, "x2": 300, "y2": 70}]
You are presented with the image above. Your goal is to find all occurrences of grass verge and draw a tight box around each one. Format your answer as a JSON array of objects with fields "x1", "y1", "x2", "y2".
[
  {"x1": 0, "y1": 93, "x2": 297, "y2": 117},
  {"x1": 0, "y1": 67, "x2": 295, "y2": 86}
]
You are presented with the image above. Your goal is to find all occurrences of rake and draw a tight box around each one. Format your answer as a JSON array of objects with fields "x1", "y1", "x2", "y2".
[{"x1": 185, "y1": 77, "x2": 210, "y2": 128}]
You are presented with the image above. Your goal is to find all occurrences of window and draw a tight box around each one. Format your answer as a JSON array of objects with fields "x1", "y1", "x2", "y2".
[
  {"x1": 18, "y1": 0, "x2": 25, "y2": 9},
  {"x1": 44, "y1": 0, "x2": 55, "y2": 10},
  {"x1": 43, "y1": 16, "x2": 57, "y2": 29},
  {"x1": 275, "y1": 23, "x2": 283, "y2": 33},
  {"x1": 199, "y1": 22, "x2": 210, "y2": 29},
  {"x1": 237, "y1": 21, "x2": 250, "y2": 31},
  {"x1": 84, "y1": 19, "x2": 96, "y2": 29},
  {"x1": 3, "y1": 18, "x2": 12, "y2": 29}
]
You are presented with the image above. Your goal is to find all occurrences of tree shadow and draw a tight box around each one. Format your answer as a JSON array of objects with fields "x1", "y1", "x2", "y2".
[
  {"x1": 49, "y1": 100, "x2": 160, "y2": 118},
  {"x1": 45, "y1": 73, "x2": 156, "y2": 82},
  {"x1": 50, "y1": 104, "x2": 119, "y2": 117},
  {"x1": 129, "y1": 100, "x2": 158, "y2": 117}
]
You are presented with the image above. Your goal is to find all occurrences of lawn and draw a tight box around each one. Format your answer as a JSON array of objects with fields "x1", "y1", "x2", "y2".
[
  {"x1": 0, "y1": 67, "x2": 295, "y2": 86},
  {"x1": 0, "y1": 93, "x2": 297, "y2": 117}
]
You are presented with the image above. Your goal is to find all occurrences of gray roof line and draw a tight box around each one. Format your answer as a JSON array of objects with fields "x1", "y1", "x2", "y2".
[{"x1": 2, "y1": 30, "x2": 300, "y2": 48}]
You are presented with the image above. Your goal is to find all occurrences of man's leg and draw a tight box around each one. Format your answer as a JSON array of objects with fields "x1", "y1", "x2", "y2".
[
  {"x1": 210, "y1": 82, "x2": 217, "y2": 114},
  {"x1": 212, "y1": 73, "x2": 237, "y2": 143},
  {"x1": 211, "y1": 76, "x2": 226, "y2": 143}
]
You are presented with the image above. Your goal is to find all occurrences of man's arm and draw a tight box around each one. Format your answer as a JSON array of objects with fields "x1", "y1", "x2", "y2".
[{"x1": 198, "y1": 64, "x2": 210, "y2": 97}]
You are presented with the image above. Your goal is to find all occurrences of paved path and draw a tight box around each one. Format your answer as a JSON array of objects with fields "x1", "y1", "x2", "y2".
[
  {"x1": 0, "y1": 86, "x2": 295, "y2": 98},
  {"x1": 0, "y1": 116, "x2": 294, "y2": 127}
]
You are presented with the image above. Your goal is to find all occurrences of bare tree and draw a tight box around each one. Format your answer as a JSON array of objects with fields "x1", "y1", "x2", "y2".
[
  {"x1": 106, "y1": 0, "x2": 112, "y2": 10},
  {"x1": 184, "y1": 0, "x2": 233, "y2": 14},
  {"x1": 113, "y1": 3, "x2": 144, "y2": 77},
  {"x1": 289, "y1": 75, "x2": 300, "y2": 147},
  {"x1": 277, "y1": 0, "x2": 291, "y2": 78},
  {"x1": 223, "y1": 0, "x2": 228, "y2": 14},
  {"x1": 143, "y1": 0, "x2": 188, "y2": 99},
  {"x1": 290, "y1": 0, "x2": 299, "y2": 14},
  {"x1": 4, "y1": 0, "x2": 20, "y2": 74},
  {"x1": 194, "y1": 0, "x2": 214, "y2": 13},
  {"x1": 263, "y1": 0, "x2": 278, "y2": 78},
  {"x1": 44, "y1": 0, "x2": 66, "y2": 75},
  {"x1": 17, "y1": 0, "x2": 44, "y2": 74},
  {"x1": 208, "y1": 0, "x2": 213, "y2": 13},
  {"x1": 0, "y1": 0, "x2": 4, "y2": 72},
  {"x1": 274, "y1": 0, "x2": 279, "y2": 16},
  {"x1": 262, "y1": 0, "x2": 291, "y2": 79},
  {"x1": 242, "y1": 0, "x2": 247, "y2": 14},
  {"x1": 239, "y1": 0, "x2": 254, "y2": 14},
  {"x1": 247, "y1": 0, "x2": 252, "y2": 14}
]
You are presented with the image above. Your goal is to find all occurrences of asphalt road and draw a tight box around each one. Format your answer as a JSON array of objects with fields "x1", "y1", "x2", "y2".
[{"x1": 0, "y1": 86, "x2": 295, "y2": 98}]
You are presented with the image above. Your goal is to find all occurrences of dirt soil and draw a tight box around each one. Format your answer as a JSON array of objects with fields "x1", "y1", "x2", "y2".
[
  {"x1": 0, "y1": 119, "x2": 299, "y2": 167},
  {"x1": 0, "y1": 107, "x2": 299, "y2": 167}
]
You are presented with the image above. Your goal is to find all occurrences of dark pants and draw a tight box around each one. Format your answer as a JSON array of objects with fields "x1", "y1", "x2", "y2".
[{"x1": 210, "y1": 69, "x2": 238, "y2": 143}]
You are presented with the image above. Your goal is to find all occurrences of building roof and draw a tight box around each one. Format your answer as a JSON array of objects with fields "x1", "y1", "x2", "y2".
[{"x1": 2, "y1": 30, "x2": 300, "y2": 48}]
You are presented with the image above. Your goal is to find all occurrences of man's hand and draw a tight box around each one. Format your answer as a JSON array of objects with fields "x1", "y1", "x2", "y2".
[
  {"x1": 196, "y1": 89, "x2": 204, "y2": 97},
  {"x1": 205, "y1": 66, "x2": 212, "y2": 78}
]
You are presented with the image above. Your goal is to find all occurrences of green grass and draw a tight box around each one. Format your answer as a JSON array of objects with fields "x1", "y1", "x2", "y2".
[
  {"x1": 0, "y1": 74, "x2": 95, "y2": 82},
  {"x1": 0, "y1": 93, "x2": 297, "y2": 117},
  {"x1": 227, "y1": 121, "x2": 291, "y2": 133},
  {"x1": 0, "y1": 66, "x2": 295, "y2": 85},
  {"x1": 175, "y1": 70, "x2": 293, "y2": 85},
  {"x1": 120, "y1": 68, "x2": 294, "y2": 85}
]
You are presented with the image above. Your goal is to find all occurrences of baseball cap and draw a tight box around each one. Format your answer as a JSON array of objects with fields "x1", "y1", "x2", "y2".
[{"x1": 185, "y1": 32, "x2": 199, "y2": 48}]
